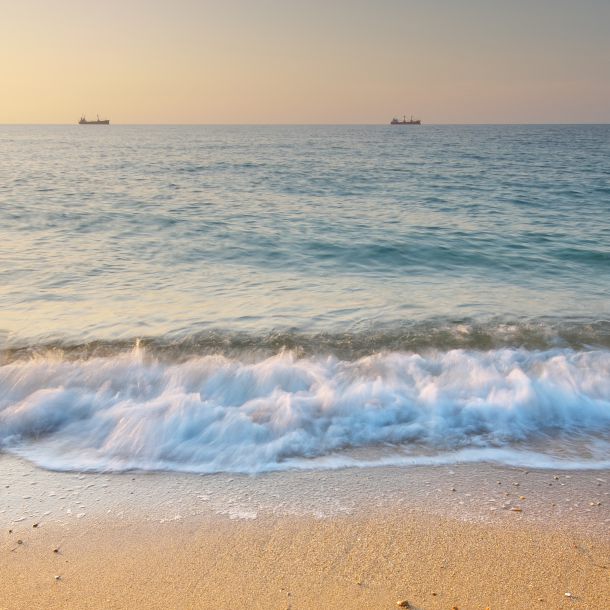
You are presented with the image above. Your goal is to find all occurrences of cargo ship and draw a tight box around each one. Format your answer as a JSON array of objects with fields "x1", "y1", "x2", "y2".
[
  {"x1": 390, "y1": 115, "x2": 421, "y2": 125},
  {"x1": 78, "y1": 114, "x2": 110, "y2": 125}
]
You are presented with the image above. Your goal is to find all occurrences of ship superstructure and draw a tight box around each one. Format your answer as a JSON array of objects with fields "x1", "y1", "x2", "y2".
[
  {"x1": 390, "y1": 115, "x2": 421, "y2": 125},
  {"x1": 79, "y1": 114, "x2": 110, "y2": 125}
]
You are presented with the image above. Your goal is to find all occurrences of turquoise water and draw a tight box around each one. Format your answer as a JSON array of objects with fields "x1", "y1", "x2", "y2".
[
  {"x1": 1, "y1": 124, "x2": 609, "y2": 344},
  {"x1": 0, "y1": 125, "x2": 609, "y2": 472}
]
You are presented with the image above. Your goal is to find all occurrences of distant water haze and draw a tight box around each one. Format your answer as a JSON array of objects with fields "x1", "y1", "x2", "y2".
[{"x1": 2, "y1": 0, "x2": 610, "y2": 124}]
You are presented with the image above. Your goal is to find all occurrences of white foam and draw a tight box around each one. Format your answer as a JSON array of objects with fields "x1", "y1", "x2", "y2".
[{"x1": 1, "y1": 346, "x2": 609, "y2": 473}]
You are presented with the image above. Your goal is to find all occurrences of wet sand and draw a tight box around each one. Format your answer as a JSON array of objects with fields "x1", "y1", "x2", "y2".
[{"x1": 1, "y1": 456, "x2": 608, "y2": 609}]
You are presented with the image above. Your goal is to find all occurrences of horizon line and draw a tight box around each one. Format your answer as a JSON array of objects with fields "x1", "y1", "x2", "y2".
[{"x1": 2, "y1": 122, "x2": 610, "y2": 127}]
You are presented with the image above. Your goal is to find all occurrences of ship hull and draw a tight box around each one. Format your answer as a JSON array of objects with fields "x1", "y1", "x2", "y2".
[{"x1": 79, "y1": 120, "x2": 110, "y2": 125}]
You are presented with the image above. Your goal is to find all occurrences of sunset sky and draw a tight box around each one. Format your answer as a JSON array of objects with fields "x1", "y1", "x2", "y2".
[{"x1": 2, "y1": 0, "x2": 609, "y2": 124}]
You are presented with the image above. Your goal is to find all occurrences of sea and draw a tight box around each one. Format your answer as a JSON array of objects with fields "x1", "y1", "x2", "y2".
[{"x1": 1, "y1": 124, "x2": 609, "y2": 474}]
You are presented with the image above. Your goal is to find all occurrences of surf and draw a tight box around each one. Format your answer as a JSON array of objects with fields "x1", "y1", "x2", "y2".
[{"x1": 2, "y1": 343, "x2": 609, "y2": 474}]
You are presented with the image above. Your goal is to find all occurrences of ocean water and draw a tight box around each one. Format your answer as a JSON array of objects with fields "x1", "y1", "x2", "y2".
[{"x1": 1, "y1": 124, "x2": 609, "y2": 473}]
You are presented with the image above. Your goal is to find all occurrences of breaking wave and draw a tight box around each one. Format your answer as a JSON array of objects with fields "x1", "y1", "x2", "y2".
[{"x1": 1, "y1": 343, "x2": 609, "y2": 473}]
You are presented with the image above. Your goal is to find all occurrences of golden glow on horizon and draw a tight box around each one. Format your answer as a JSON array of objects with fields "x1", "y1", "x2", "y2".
[{"x1": 1, "y1": 0, "x2": 609, "y2": 124}]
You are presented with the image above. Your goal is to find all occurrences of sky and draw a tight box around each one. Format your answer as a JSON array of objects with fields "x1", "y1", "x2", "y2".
[{"x1": 1, "y1": 0, "x2": 609, "y2": 124}]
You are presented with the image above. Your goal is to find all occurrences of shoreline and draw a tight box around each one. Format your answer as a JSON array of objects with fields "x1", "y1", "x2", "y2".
[{"x1": 1, "y1": 456, "x2": 609, "y2": 609}]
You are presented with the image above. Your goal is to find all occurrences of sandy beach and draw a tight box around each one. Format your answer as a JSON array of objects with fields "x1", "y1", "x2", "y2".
[
  {"x1": 3, "y1": 0, "x2": 610, "y2": 603},
  {"x1": 1, "y1": 456, "x2": 608, "y2": 610}
]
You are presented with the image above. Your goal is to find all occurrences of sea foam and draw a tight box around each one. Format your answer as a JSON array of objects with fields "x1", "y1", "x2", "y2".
[{"x1": 1, "y1": 345, "x2": 609, "y2": 473}]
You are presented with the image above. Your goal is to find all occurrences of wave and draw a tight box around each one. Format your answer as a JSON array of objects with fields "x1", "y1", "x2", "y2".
[
  {"x1": 3, "y1": 318, "x2": 610, "y2": 362},
  {"x1": 1, "y1": 343, "x2": 609, "y2": 473}
]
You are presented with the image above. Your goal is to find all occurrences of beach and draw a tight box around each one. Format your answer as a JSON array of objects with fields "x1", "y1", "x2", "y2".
[
  {"x1": 1, "y1": 456, "x2": 608, "y2": 609},
  {"x1": 1, "y1": 124, "x2": 609, "y2": 608},
  {"x1": 2, "y1": 0, "x2": 610, "y2": 603}
]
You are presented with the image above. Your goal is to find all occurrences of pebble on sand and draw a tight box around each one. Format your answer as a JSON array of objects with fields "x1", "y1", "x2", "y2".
[{"x1": 396, "y1": 600, "x2": 410, "y2": 608}]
